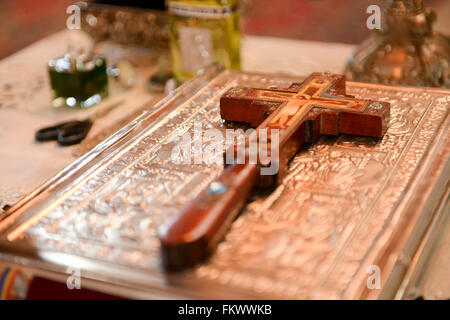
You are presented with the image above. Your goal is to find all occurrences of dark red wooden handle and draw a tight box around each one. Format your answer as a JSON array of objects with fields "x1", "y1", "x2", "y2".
[{"x1": 159, "y1": 163, "x2": 259, "y2": 271}]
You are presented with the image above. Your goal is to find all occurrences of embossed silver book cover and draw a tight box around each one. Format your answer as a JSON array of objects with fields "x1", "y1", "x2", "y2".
[{"x1": 0, "y1": 65, "x2": 449, "y2": 299}]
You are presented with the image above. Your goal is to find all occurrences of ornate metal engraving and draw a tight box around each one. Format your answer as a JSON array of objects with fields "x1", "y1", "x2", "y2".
[
  {"x1": 0, "y1": 68, "x2": 448, "y2": 299},
  {"x1": 80, "y1": 3, "x2": 170, "y2": 49}
]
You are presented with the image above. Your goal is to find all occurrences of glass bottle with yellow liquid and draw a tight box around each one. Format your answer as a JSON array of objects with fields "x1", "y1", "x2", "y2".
[{"x1": 167, "y1": 0, "x2": 241, "y2": 81}]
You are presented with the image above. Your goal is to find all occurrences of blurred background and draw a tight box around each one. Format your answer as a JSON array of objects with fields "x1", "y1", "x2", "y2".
[{"x1": 0, "y1": 0, "x2": 449, "y2": 59}]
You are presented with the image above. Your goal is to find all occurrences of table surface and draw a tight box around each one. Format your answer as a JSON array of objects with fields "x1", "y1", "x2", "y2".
[{"x1": 0, "y1": 30, "x2": 448, "y2": 299}]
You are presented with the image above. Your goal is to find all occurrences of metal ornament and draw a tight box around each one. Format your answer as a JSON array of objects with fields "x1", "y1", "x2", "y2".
[{"x1": 346, "y1": 0, "x2": 450, "y2": 88}]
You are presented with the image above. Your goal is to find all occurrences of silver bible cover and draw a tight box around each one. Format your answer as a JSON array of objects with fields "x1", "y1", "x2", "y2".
[{"x1": 0, "y1": 65, "x2": 449, "y2": 299}]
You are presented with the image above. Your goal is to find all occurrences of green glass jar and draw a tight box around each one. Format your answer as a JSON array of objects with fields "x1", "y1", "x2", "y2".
[
  {"x1": 48, "y1": 54, "x2": 108, "y2": 108},
  {"x1": 167, "y1": 0, "x2": 241, "y2": 81}
]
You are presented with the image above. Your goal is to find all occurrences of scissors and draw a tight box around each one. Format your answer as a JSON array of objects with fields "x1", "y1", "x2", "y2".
[{"x1": 35, "y1": 100, "x2": 123, "y2": 146}]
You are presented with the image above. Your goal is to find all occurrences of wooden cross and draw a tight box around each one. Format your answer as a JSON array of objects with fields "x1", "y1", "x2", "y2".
[{"x1": 159, "y1": 72, "x2": 390, "y2": 271}]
